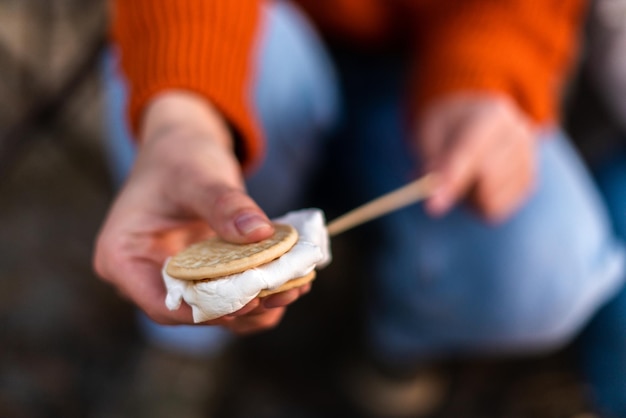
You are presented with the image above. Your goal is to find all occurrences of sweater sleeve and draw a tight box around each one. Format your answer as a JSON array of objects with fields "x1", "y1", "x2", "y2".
[
  {"x1": 111, "y1": 0, "x2": 264, "y2": 169},
  {"x1": 409, "y1": 0, "x2": 587, "y2": 124}
]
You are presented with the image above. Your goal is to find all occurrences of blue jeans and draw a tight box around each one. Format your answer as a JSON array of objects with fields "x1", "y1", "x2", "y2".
[
  {"x1": 578, "y1": 147, "x2": 626, "y2": 417},
  {"x1": 103, "y1": 1, "x2": 625, "y2": 368}
]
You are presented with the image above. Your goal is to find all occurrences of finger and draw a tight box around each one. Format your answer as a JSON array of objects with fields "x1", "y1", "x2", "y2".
[
  {"x1": 262, "y1": 288, "x2": 301, "y2": 309},
  {"x1": 113, "y1": 257, "x2": 195, "y2": 324},
  {"x1": 233, "y1": 299, "x2": 273, "y2": 317},
  {"x1": 228, "y1": 308, "x2": 286, "y2": 335},
  {"x1": 298, "y1": 283, "x2": 312, "y2": 296},
  {"x1": 227, "y1": 298, "x2": 262, "y2": 317},
  {"x1": 93, "y1": 226, "x2": 195, "y2": 325},
  {"x1": 471, "y1": 127, "x2": 535, "y2": 221},
  {"x1": 425, "y1": 121, "x2": 496, "y2": 216},
  {"x1": 489, "y1": 178, "x2": 534, "y2": 222},
  {"x1": 474, "y1": 156, "x2": 536, "y2": 222}
]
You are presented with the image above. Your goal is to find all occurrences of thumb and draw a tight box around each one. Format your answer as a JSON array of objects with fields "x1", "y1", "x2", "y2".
[{"x1": 182, "y1": 182, "x2": 275, "y2": 244}]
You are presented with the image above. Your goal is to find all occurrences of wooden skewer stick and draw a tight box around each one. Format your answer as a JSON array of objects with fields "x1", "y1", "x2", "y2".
[{"x1": 327, "y1": 173, "x2": 438, "y2": 237}]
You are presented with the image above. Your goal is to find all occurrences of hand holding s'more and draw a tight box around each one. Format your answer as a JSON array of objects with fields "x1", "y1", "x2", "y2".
[
  {"x1": 162, "y1": 174, "x2": 436, "y2": 323},
  {"x1": 163, "y1": 209, "x2": 331, "y2": 322}
]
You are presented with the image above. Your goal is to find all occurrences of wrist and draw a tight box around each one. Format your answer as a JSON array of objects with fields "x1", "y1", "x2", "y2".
[{"x1": 141, "y1": 90, "x2": 234, "y2": 152}]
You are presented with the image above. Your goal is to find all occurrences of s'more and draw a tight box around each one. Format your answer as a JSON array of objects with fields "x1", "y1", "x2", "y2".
[{"x1": 162, "y1": 209, "x2": 331, "y2": 322}]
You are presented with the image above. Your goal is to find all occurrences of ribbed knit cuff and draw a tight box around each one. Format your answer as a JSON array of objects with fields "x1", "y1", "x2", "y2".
[
  {"x1": 112, "y1": 0, "x2": 264, "y2": 170},
  {"x1": 408, "y1": 0, "x2": 585, "y2": 126}
]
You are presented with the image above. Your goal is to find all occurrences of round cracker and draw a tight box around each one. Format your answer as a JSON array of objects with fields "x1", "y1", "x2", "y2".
[
  {"x1": 166, "y1": 223, "x2": 298, "y2": 280},
  {"x1": 257, "y1": 270, "x2": 317, "y2": 298}
]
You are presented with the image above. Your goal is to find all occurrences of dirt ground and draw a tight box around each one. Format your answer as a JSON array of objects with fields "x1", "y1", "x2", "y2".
[{"x1": 0, "y1": 1, "x2": 617, "y2": 417}]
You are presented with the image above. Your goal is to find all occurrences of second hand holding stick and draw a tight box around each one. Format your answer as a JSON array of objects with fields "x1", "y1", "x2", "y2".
[{"x1": 326, "y1": 173, "x2": 438, "y2": 237}]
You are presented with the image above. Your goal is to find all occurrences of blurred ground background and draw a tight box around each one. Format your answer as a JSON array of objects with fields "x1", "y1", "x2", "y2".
[{"x1": 0, "y1": 1, "x2": 619, "y2": 417}]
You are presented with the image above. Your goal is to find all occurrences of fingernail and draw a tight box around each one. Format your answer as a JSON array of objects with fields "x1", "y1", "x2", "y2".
[{"x1": 235, "y1": 213, "x2": 272, "y2": 236}]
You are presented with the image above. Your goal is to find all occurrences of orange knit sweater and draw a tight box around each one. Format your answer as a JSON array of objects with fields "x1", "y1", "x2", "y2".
[{"x1": 111, "y1": 0, "x2": 586, "y2": 170}]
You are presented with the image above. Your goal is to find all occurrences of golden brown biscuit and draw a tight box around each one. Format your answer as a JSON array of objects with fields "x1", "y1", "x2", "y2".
[
  {"x1": 165, "y1": 224, "x2": 298, "y2": 281},
  {"x1": 257, "y1": 270, "x2": 316, "y2": 298}
]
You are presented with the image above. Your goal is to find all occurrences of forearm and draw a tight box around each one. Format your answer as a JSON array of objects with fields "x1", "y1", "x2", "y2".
[{"x1": 141, "y1": 91, "x2": 234, "y2": 153}]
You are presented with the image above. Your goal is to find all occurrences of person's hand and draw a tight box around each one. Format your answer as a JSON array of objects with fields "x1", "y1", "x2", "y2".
[
  {"x1": 415, "y1": 93, "x2": 537, "y2": 222},
  {"x1": 93, "y1": 91, "x2": 307, "y2": 334}
]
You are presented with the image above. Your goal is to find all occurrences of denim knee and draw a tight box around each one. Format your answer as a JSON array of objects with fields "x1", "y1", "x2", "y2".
[
  {"x1": 245, "y1": 2, "x2": 339, "y2": 216},
  {"x1": 367, "y1": 135, "x2": 625, "y2": 359},
  {"x1": 474, "y1": 255, "x2": 623, "y2": 352},
  {"x1": 369, "y1": 235, "x2": 624, "y2": 360}
]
